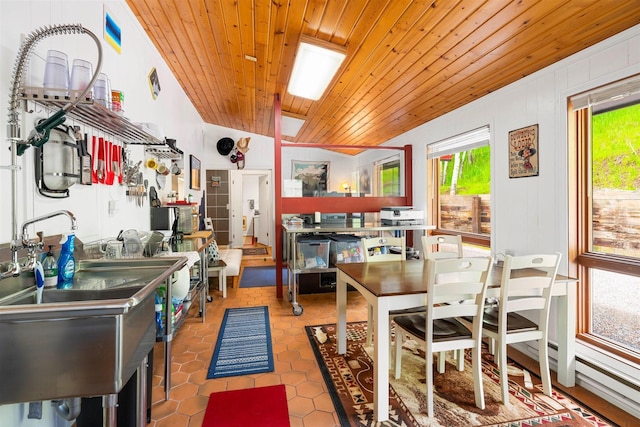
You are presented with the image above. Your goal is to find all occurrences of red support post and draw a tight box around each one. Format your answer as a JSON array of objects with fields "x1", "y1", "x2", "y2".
[{"x1": 274, "y1": 94, "x2": 283, "y2": 298}]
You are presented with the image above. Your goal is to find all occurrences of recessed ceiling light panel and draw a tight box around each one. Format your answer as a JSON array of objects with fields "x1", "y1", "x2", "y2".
[{"x1": 287, "y1": 37, "x2": 346, "y2": 101}]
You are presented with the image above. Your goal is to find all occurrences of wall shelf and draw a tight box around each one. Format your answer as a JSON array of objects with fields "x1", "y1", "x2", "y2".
[{"x1": 19, "y1": 87, "x2": 163, "y2": 145}]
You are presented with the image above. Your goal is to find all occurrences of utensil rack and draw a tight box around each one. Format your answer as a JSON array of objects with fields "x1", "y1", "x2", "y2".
[
  {"x1": 145, "y1": 146, "x2": 183, "y2": 160},
  {"x1": 19, "y1": 86, "x2": 163, "y2": 145}
]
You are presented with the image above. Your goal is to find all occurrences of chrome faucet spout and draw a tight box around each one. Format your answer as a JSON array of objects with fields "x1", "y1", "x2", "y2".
[
  {"x1": 20, "y1": 210, "x2": 78, "y2": 248},
  {"x1": 0, "y1": 252, "x2": 21, "y2": 280},
  {"x1": 0, "y1": 210, "x2": 80, "y2": 279}
]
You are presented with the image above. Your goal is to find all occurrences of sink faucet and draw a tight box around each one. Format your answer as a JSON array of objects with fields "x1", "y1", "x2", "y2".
[
  {"x1": 3, "y1": 25, "x2": 100, "y2": 282},
  {"x1": 0, "y1": 210, "x2": 78, "y2": 280}
]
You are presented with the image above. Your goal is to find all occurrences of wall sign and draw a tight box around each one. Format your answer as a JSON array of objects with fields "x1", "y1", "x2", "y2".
[
  {"x1": 509, "y1": 124, "x2": 539, "y2": 178},
  {"x1": 104, "y1": 6, "x2": 121, "y2": 54}
]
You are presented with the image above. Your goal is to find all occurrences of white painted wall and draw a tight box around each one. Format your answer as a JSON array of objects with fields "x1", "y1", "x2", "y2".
[{"x1": 0, "y1": 0, "x2": 206, "y2": 247}]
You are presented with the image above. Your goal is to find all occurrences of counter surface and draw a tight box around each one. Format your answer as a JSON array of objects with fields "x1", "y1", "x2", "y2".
[{"x1": 282, "y1": 221, "x2": 434, "y2": 234}]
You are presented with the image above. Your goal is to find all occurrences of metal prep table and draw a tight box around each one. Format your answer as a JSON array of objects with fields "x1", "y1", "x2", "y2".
[
  {"x1": 159, "y1": 230, "x2": 215, "y2": 400},
  {"x1": 281, "y1": 221, "x2": 434, "y2": 315}
]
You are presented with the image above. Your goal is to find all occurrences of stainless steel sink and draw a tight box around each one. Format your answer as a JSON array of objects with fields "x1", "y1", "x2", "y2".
[
  {"x1": 0, "y1": 256, "x2": 187, "y2": 404},
  {"x1": 5, "y1": 286, "x2": 145, "y2": 305}
]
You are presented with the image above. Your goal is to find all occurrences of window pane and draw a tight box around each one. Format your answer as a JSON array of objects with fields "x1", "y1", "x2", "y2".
[
  {"x1": 590, "y1": 268, "x2": 640, "y2": 353},
  {"x1": 380, "y1": 159, "x2": 400, "y2": 196},
  {"x1": 582, "y1": 97, "x2": 640, "y2": 359},
  {"x1": 591, "y1": 103, "x2": 640, "y2": 257},
  {"x1": 437, "y1": 145, "x2": 491, "y2": 236}
]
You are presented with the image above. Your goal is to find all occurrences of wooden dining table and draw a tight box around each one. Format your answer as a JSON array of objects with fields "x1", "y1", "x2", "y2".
[{"x1": 335, "y1": 259, "x2": 578, "y2": 423}]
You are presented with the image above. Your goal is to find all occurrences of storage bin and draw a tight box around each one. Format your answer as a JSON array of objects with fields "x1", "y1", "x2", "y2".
[
  {"x1": 329, "y1": 234, "x2": 364, "y2": 265},
  {"x1": 296, "y1": 235, "x2": 330, "y2": 269}
]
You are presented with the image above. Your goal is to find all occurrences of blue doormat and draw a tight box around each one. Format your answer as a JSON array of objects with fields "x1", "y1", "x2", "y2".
[
  {"x1": 239, "y1": 266, "x2": 289, "y2": 288},
  {"x1": 207, "y1": 306, "x2": 274, "y2": 379}
]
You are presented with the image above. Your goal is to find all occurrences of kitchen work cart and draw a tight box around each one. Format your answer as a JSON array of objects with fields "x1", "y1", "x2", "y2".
[{"x1": 281, "y1": 221, "x2": 434, "y2": 316}]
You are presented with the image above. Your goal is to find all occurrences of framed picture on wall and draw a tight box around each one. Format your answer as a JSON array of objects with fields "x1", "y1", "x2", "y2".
[
  {"x1": 190, "y1": 155, "x2": 201, "y2": 190},
  {"x1": 509, "y1": 124, "x2": 539, "y2": 178},
  {"x1": 359, "y1": 168, "x2": 371, "y2": 194},
  {"x1": 148, "y1": 67, "x2": 161, "y2": 99},
  {"x1": 291, "y1": 160, "x2": 329, "y2": 196}
]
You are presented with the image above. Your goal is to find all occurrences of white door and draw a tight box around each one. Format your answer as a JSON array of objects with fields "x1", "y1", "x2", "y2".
[
  {"x1": 229, "y1": 169, "x2": 273, "y2": 249},
  {"x1": 229, "y1": 170, "x2": 244, "y2": 248},
  {"x1": 258, "y1": 174, "x2": 271, "y2": 246}
]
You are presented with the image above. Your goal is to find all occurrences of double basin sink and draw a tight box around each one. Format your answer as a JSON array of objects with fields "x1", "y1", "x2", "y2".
[{"x1": 0, "y1": 256, "x2": 187, "y2": 405}]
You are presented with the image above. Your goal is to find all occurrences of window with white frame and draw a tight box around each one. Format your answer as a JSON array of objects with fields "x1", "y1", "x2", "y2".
[{"x1": 427, "y1": 126, "x2": 491, "y2": 244}]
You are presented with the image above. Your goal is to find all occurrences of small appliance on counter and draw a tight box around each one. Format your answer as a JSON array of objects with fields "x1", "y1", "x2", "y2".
[
  {"x1": 321, "y1": 213, "x2": 347, "y2": 225},
  {"x1": 151, "y1": 206, "x2": 197, "y2": 235},
  {"x1": 380, "y1": 206, "x2": 424, "y2": 225}
]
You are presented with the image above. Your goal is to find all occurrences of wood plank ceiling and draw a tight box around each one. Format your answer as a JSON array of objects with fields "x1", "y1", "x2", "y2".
[{"x1": 126, "y1": 0, "x2": 640, "y2": 150}]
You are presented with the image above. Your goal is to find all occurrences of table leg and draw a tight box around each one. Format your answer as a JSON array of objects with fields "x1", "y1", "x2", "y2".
[
  {"x1": 556, "y1": 282, "x2": 577, "y2": 386},
  {"x1": 337, "y1": 271, "x2": 348, "y2": 354},
  {"x1": 221, "y1": 268, "x2": 227, "y2": 299},
  {"x1": 373, "y1": 298, "x2": 390, "y2": 422},
  {"x1": 163, "y1": 275, "x2": 172, "y2": 401}
]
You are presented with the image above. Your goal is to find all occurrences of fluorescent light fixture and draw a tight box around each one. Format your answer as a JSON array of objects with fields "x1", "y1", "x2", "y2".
[
  {"x1": 287, "y1": 36, "x2": 346, "y2": 100},
  {"x1": 281, "y1": 114, "x2": 306, "y2": 138}
]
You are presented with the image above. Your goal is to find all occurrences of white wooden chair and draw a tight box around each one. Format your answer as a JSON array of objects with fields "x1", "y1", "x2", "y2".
[
  {"x1": 482, "y1": 252, "x2": 561, "y2": 405},
  {"x1": 392, "y1": 257, "x2": 493, "y2": 417},
  {"x1": 422, "y1": 234, "x2": 465, "y2": 370},
  {"x1": 361, "y1": 236, "x2": 405, "y2": 346},
  {"x1": 361, "y1": 236, "x2": 405, "y2": 262},
  {"x1": 423, "y1": 234, "x2": 463, "y2": 260}
]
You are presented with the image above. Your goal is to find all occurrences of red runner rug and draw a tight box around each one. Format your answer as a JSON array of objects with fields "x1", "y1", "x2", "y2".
[{"x1": 202, "y1": 384, "x2": 290, "y2": 427}]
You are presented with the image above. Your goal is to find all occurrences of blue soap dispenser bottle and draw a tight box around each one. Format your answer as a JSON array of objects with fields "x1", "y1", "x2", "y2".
[{"x1": 57, "y1": 233, "x2": 76, "y2": 289}]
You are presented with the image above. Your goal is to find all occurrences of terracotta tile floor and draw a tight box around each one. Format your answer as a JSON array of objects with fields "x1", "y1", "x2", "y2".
[{"x1": 148, "y1": 282, "x2": 368, "y2": 427}]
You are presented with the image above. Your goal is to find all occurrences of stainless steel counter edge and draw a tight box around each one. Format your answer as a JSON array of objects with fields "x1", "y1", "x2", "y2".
[
  {"x1": 281, "y1": 222, "x2": 434, "y2": 233},
  {"x1": 0, "y1": 256, "x2": 188, "y2": 321}
]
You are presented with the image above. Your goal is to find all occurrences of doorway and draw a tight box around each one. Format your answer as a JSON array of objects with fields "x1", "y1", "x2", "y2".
[{"x1": 229, "y1": 169, "x2": 273, "y2": 252}]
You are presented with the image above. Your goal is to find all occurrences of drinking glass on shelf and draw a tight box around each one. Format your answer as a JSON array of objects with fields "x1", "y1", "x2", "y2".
[
  {"x1": 69, "y1": 59, "x2": 93, "y2": 100},
  {"x1": 43, "y1": 49, "x2": 69, "y2": 98},
  {"x1": 93, "y1": 72, "x2": 112, "y2": 109}
]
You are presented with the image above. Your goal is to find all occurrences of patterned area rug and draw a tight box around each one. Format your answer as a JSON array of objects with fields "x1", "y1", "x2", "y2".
[
  {"x1": 306, "y1": 321, "x2": 613, "y2": 427},
  {"x1": 242, "y1": 247, "x2": 268, "y2": 256},
  {"x1": 207, "y1": 306, "x2": 274, "y2": 379}
]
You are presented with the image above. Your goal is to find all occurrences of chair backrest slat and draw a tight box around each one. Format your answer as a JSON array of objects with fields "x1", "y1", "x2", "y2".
[
  {"x1": 426, "y1": 257, "x2": 493, "y2": 328},
  {"x1": 423, "y1": 234, "x2": 463, "y2": 260}
]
